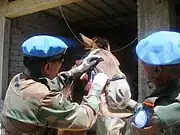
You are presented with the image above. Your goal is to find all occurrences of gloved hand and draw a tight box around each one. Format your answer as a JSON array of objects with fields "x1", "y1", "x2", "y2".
[
  {"x1": 88, "y1": 73, "x2": 109, "y2": 98},
  {"x1": 67, "y1": 49, "x2": 103, "y2": 77},
  {"x1": 82, "y1": 73, "x2": 109, "y2": 113}
]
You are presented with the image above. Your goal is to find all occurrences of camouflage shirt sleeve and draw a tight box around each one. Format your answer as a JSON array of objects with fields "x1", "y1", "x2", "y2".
[
  {"x1": 96, "y1": 115, "x2": 125, "y2": 135},
  {"x1": 37, "y1": 90, "x2": 98, "y2": 130},
  {"x1": 122, "y1": 115, "x2": 161, "y2": 135},
  {"x1": 95, "y1": 113, "x2": 161, "y2": 135}
]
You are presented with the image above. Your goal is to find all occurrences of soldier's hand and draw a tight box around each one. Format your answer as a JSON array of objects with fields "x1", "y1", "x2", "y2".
[
  {"x1": 77, "y1": 49, "x2": 102, "y2": 73},
  {"x1": 88, "y1": 73, "x2": 109, "y2": 98},
  {"x1": 66, "y1": 49, "x2": 103, "y2": 77}
]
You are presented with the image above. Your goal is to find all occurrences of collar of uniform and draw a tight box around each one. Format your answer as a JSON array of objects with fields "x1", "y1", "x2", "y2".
[
  {"x1": 147, "y1": 77, "x2": 180, "y2": 98},
  {"x1": 23, "y1": 68, "x2": 48, "y2": 87}
]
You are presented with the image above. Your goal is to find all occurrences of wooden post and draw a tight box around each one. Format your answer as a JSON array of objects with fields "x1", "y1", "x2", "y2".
[
  {"x1": 0, "y1": 15, "x2": 11, "y2": 99},
  {"x1": 137, "y1": 0, "x2": 176, "y2": 101}
]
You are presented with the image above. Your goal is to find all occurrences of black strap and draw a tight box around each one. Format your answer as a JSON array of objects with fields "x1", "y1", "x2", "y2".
[{"x1": 110, "y1": 74, "x2": 126, "y2": 81}]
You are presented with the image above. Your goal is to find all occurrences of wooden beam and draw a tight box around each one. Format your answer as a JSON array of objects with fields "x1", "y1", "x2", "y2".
[
  {"x1": 0, "y1": 16, "x2": 11, "y2": 99},
  {"x1": 73, "y1": 3, "x2": 114, "y2": 27},
  {"x1": 70, "y1": 13, "x2": 136, "y2": 26},
  {"x1": 118, "y1": 0, "x2": 132, "y2": 12},
  {"x1": 0, "y1": 0, "x2": 81, "y2": 18},
  {"x1": 0, "y1": 0, "x2": 8, "y2": 6}
]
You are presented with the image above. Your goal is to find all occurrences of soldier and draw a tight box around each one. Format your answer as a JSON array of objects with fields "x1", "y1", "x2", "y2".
[
  {"x1": 1, "y1": 35, "x2": 109, "y2": 135},
  {"x1": 98, "y1": 31, "x2": 180, "y2": 135}
]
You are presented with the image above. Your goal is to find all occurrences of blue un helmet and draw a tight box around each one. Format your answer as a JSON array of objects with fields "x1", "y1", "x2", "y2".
[
  {"x1": 22, "y1": 35, "x2": 68, "y2": 61},
  {"x1": 136, "y1": 31, "x2": 180, "y2": 66}
]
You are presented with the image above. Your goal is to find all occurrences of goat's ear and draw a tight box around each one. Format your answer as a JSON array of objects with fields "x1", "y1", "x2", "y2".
[{"x1": 79, "y1": 33, "x2": 94, "y2": 50}]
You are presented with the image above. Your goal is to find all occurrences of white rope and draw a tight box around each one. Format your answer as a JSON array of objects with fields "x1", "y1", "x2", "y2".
[
  {"x1": 59, "y1": 2, "x2": 164, "y2": 53},
  {"x1": 59, "y1": 6, "x2": 85, "y2": 46},
  {"x1": 111, "y1": 2, "x2": 164, "y2": 53}
]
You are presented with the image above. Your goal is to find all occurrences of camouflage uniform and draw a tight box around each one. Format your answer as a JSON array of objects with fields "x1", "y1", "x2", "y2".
[
  {"x1": 1, "y1": 35, "x2": 105, "y2": 135},
  {"x1": 1, "y1": 72, "x2": 99, "y2": 135},
  {"x1": 97, "y1": 78, "x2": 180, "y2": 135}
]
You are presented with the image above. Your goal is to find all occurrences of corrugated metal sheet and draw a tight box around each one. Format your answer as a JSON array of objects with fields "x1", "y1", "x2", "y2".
[{"x1": 44, "y1": 0, "x2": 137, "y2": 28}]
